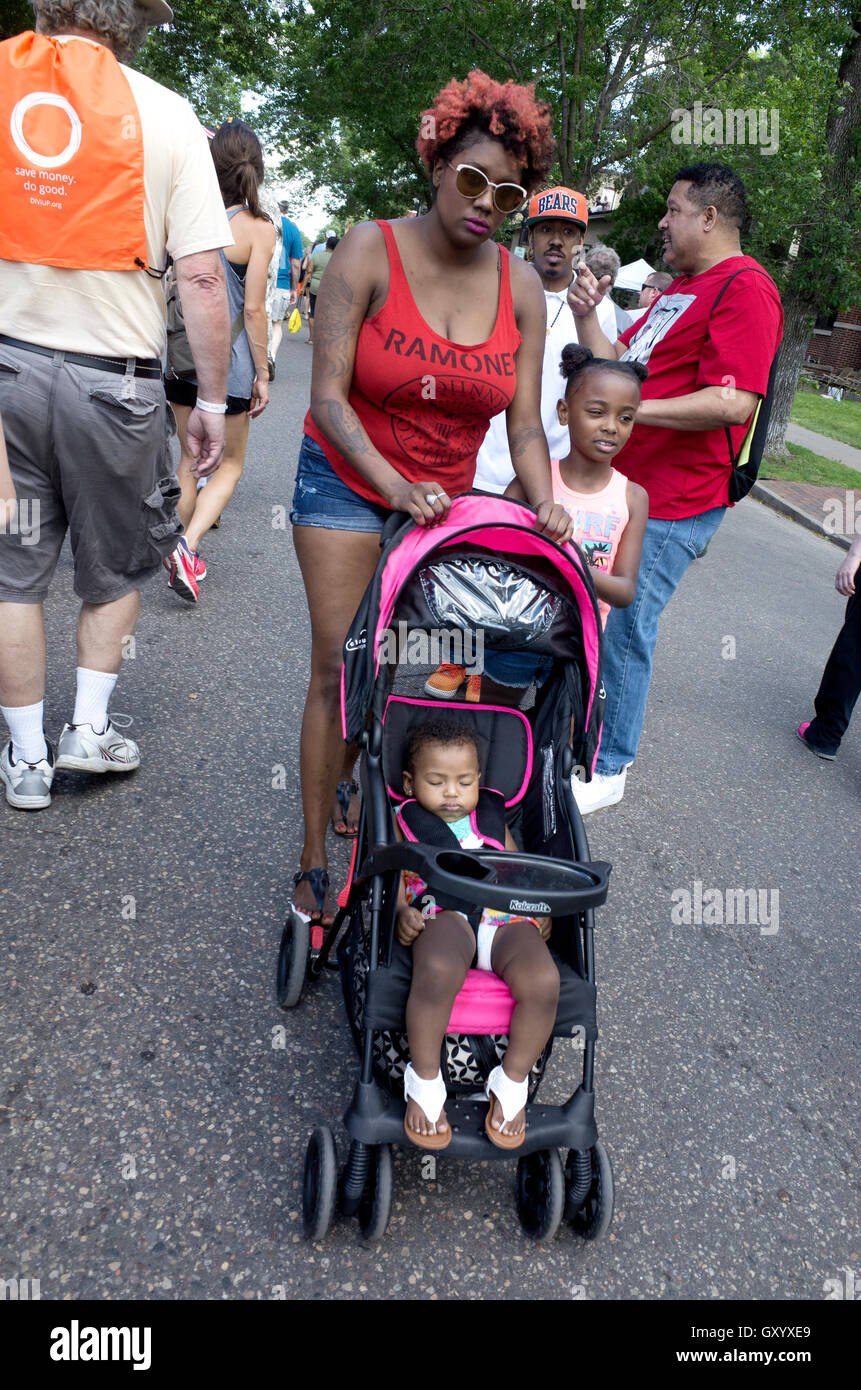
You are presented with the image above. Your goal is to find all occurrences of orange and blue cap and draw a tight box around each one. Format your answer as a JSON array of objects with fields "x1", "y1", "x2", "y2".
[{"x1": 524, "y1": 186, "x2": 588, "y2": 230}]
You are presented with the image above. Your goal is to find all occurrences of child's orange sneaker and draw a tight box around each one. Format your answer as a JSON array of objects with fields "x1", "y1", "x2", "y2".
[{"x1": 424, "y1": 663, "x2": 466, "y2": 698}]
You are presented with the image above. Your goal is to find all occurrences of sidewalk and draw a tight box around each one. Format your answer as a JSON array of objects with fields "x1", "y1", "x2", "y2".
[
  {"x1": 753, "y1": 476, "x2": 856, "y2": 550},
  {"x1": 785, "y1": 422, "x2": 861, "y2": 472},
  {"x1": 754, "y1": 425, "x2": 860, "y2": 550}
]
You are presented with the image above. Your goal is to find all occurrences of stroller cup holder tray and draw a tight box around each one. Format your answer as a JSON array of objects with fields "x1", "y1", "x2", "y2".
[{"x1": 360, "y1": 844, "x2": 610, "y2": 916}]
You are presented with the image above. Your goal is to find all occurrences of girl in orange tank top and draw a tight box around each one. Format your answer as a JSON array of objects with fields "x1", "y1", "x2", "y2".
[{"x1": 507, "y1": 344, "x2": 649, "y2": 628}]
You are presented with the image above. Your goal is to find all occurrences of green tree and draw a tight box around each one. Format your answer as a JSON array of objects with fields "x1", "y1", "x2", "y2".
[
  {"x1": 763, "y1": 6, "x2": 861, "y2": 453},
  {"x1": 137, "y1": 0, "x2": 283, "y2": 127},
  {"x1": 262, "y1": 0, "x2": 800, "y2": 217},
  {"x1": 1, "y1": 2, "x2": 37, "y2": 40},
  {"x1": 2, "y1": 1, "x2": 283, "y2": 129}
]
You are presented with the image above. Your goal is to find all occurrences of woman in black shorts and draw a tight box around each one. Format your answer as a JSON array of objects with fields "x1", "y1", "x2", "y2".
[{"x1": 164, "y1": 119, "x2": 277, "y2": 602}]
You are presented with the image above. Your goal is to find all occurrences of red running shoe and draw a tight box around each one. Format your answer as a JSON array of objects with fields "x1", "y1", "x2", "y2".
[{"x1": 167, "y1": 538, "x2": 200, "y2": 603}]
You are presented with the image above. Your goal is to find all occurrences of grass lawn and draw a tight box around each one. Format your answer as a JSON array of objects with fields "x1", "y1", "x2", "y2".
[
  {"x1": 790, "y1": 390, "x2": 861, "y2": 449},
  {"x1": 761, "y1": 442, "x2": 861, "y2": 488}
]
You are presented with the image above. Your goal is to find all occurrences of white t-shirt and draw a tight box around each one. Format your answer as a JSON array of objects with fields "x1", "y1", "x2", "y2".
[
  {"x1": 474, "y1": 283, "x2": 618, "y2": 494},
  {"x1": 0, "y1": 37, "x2": 233, "y2": 359}
]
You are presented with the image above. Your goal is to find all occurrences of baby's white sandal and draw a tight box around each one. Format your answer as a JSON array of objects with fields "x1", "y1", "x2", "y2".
[
  {"x1": 403, "y1": 1063, "x2": 451, "y2": 1150},
  {"x1": 485, "y1": 1064, "x2": 528, "y2": 1149}
]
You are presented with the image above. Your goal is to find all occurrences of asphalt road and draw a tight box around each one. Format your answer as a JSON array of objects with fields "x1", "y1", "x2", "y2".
[{"x1": 1, "y1": 328, "x2": 858, "y2": 1303}]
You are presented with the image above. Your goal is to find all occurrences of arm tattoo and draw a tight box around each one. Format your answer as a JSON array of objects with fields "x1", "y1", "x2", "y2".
[
  {"x1": 317, "y1": 271, "x2": 359, "y2": 381},
  {"x1": 508, "y1": 426, "x2": 545, "y2": 461},
  {"x1": 319, "y1": 399, "x2": 371, "y2": 457}
]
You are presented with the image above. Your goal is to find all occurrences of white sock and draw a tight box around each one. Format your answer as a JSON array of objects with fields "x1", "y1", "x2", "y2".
[
  {"x1": 1, "y1": 700, "x2": 48, "y2": 764},
  {"x1": 72, "y1": 668, "x2": 118, "y2": 733}
]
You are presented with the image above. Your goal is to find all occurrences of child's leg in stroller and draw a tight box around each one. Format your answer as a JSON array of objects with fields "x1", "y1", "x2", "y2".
[
  {"x1": 405, "y1": 912, "x2": 475, "y2": 1138},
  {"x1": 489, "y1": 923, "x2": 560, "y2": 1137}
]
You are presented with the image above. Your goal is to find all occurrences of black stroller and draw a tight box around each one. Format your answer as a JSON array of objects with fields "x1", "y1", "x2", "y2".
[{"x1": 277, "y1": 494, "x2": 615, "y2": 1243}]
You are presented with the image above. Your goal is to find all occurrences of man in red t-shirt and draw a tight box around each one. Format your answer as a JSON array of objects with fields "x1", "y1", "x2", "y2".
[{"x1": 567, "y1": 162, "x2": 783, "y2": 812}]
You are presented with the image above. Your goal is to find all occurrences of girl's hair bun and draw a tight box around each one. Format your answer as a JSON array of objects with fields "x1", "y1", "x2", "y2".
[{"x1": 560, "y1": 342, "x2": 593, "y2": 378}]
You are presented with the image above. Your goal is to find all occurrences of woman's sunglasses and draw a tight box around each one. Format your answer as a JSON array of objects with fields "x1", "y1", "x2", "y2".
[{"x1": 446, "y1": 162, "x2": 526, "y2": 215}]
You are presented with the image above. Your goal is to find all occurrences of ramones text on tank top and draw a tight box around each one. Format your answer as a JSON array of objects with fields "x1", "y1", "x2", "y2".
[{"x1": 303, "y1": 219, "x2": 522, "y2": 507}]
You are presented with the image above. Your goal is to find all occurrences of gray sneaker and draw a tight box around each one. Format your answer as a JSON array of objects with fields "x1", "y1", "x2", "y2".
[
  {"x1": 0, "y1": 739, "x2": 55, "y2": 810},
  {"x1": 55, "y1": 720, "x2": 141, "y2": 773}
]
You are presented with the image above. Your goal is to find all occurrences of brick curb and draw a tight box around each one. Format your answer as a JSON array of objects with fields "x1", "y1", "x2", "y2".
[{"x1": 751, "y1": 481, "x2": 851, "y2": 551}]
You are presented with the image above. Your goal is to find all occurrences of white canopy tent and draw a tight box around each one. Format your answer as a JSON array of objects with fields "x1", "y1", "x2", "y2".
[{"x1": 615, "y1": 258, "x2": 656, "y2": 292}]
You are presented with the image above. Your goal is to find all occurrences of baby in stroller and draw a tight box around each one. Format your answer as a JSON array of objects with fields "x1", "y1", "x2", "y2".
[{"x1": 396, "y1": 715, "x2": 560, "y2": 1151}]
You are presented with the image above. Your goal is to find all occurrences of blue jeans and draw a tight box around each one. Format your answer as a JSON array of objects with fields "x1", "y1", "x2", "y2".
[{"x1": 596, "y1": 507, "x2": 726, "y2": 775}]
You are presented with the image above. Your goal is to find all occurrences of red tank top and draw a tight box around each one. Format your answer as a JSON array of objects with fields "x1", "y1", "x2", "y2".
[{"x1": 303, "y1": 219, "x2": 521, "y2": 507}]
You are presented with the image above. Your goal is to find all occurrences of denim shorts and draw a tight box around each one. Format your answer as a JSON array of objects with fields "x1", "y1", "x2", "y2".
[
  {"x1": 482, "y1": 650, "x2": 554, "y2": 689},
  {"x1": 290, "y1": 434, "x2": 391, "y2": 533}
]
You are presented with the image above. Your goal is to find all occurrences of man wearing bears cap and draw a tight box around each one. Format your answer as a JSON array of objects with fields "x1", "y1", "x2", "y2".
[{"x1": 474, "y1": 186, "x2": 617, "y2": 494}]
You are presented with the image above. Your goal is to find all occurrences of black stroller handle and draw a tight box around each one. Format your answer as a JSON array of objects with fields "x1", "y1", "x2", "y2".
[{"x1": 359, "y1": 843, "x2": 610, "y2": 917}]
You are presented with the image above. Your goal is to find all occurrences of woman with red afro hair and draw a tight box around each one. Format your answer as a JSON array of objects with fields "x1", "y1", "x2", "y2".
[{"x1": 288, "y1": 70, "x2": 572, "y2": 926}]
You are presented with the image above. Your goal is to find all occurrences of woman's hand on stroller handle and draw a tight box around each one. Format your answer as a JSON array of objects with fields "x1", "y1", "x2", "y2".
[{"x1": 387, "y1": 480, "x2": 452, "y2": 527}]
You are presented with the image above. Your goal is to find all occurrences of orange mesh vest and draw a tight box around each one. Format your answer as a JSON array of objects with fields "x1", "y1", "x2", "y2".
[{"x1": 0, "y1": 31, "x2": 146, "y2": 271}]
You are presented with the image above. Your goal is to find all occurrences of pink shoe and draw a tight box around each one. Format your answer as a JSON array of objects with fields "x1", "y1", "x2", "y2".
[
  {"x1": 796, "y1": 722, "x2": 836, "y2": 760},
  {"x1": 167, "y1": 539, "x2": 200, "y2": 603}
]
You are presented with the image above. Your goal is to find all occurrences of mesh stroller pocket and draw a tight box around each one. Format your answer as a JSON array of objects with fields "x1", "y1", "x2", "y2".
[{"x1": 338, "y1": 900, "x2": 551, "y2": 1100}]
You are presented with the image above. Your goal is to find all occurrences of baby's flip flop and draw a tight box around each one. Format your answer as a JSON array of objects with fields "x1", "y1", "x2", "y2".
[
  {"x1": 485, "y1": 1064, "x2": 528, "y2": 1150},
  {"x1": 403, "y1": 1064, "x2": 452, "y2": 1150}
]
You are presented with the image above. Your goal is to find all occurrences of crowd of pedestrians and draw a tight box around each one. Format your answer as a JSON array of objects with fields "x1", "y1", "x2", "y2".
[
  {"x1": 0, "y1": 0, "x2": 230, "y2": 808},
  {"x1": 0, "y1": 0, "x2": 854, "y2": 849}
]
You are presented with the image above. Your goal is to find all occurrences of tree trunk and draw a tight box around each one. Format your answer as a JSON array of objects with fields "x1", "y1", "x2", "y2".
[
  {"x1": 765, "y1": 10, "x2": 861, "y2": 455},
  {"x1": 764, "y1": 288, "x2": 815, "y2": 457}
]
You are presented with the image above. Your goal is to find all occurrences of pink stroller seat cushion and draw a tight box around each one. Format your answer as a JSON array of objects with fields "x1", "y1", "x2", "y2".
[{"x1": 446, "y1": 967, "x2": 515, "y2": 1034}]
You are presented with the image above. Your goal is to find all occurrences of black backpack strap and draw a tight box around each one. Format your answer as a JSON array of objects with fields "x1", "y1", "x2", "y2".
[
  {"x1": 707, "y1": 266, "x2": 779, "y2": 479},
  {"x1": 709, "y1": 265, "x2": 748, "y2": 314}
]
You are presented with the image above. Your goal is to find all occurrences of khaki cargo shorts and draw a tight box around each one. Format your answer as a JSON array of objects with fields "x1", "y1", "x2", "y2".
[{"x1": 0, "y1": 342, "x2": 182, "y2": 605}]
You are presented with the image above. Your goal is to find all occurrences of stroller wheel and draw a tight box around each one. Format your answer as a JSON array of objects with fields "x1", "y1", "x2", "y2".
[
  {"x1": 357, "y1": 1144, "x2": 394, "y2": 1242},
  {"x1": 565, "y1": 1141, "x2": 614, "y2": 1241},
  {"x1": 302, "y1": 1126, "x2": 338, "y2": 1241},
  {"x1": 276, "y1": 912, "x2": 310, "y2": 1009},
  {"x1": 515, "y1": 1148, "x2": 564, "y2": 1242}
]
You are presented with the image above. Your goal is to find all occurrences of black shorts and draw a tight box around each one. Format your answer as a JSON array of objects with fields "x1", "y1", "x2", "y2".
[
  {"x1": 309, "y1": 292, "x2": 318, "y2": 316},
  {"x1": 164, "y1": 376, "x2": 251, "y2": 416}
]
